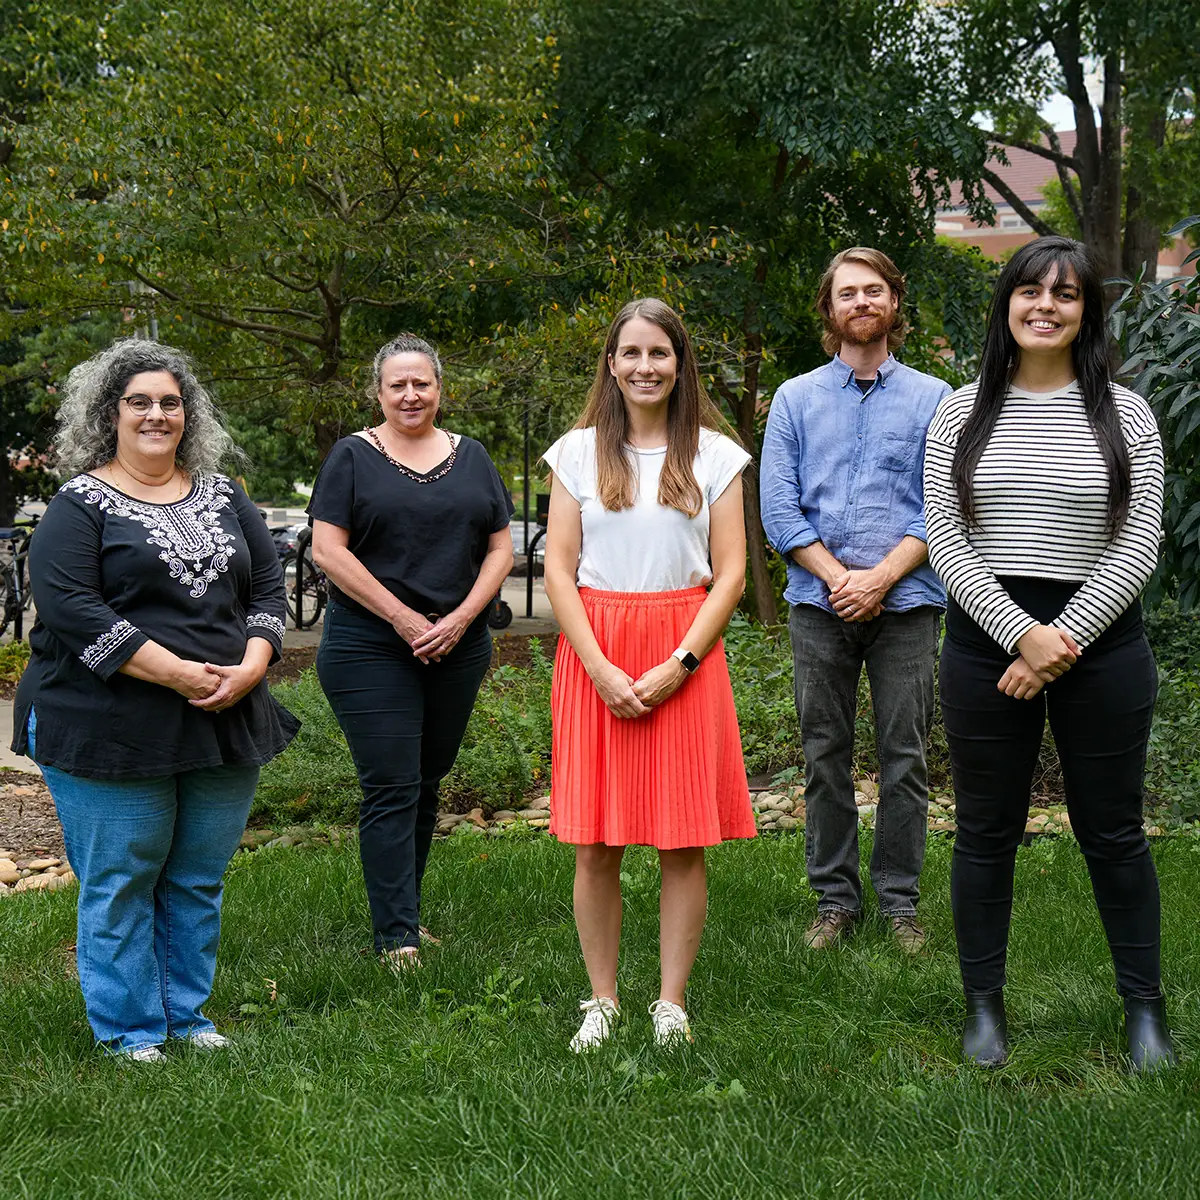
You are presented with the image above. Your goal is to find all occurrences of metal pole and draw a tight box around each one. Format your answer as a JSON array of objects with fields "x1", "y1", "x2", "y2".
[{"x1": 524, "y1": 402, "x2": 533, "y2": 618}]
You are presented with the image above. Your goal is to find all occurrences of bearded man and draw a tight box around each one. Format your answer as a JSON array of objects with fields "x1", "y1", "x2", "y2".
[{"x1": 760, "y1": 247, "x2": 950, "y2": 954}]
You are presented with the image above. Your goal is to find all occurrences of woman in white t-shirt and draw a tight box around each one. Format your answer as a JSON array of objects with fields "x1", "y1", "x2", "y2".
[{"x1": 542, "y1": 297, "x2": 755, "y2": 1053}]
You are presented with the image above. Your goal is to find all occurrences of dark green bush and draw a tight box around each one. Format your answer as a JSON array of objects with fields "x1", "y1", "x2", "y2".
[{"x1": 1145, "y1": 599, "x2": 1200, "y2": 675}]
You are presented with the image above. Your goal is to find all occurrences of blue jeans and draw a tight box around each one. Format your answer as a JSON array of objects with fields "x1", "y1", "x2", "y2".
[
  {"x1": 789, "y1": 604, "x2": 939, "y2": 916},
  {"x1": 29, "y1": 711, "x2": 258, "y2": 1054}
]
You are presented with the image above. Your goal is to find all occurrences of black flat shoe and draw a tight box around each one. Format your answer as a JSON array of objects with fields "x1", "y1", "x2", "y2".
[
  {"x1": 1125, "y1": 996, "x2": 1177, "y2": 1073},
  {"x1": 963, "y1": 990, "x2": 1008, "y2": 1067}
]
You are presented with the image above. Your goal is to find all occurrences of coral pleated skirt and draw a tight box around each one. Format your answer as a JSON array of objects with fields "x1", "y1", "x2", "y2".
[{"x1": 550, "y1": 587, "x2": 755, "y2": 849}]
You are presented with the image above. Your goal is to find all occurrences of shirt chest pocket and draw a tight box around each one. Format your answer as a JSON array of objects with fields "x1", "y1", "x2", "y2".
[{"x1": 877, "y1": 431, "x2": 919, "y2": 473}]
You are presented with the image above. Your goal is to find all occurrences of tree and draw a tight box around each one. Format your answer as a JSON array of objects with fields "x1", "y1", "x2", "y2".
[
  {"x1": 955, "y1": 0, "x2": 1200, "y2": 285},
  {"x1": 549, "y1": 0, "x2": 994, "y2": 621},
  {"x1": 2, "y1": 0, "x2": 560, "y2": 488},
  {"x1": 1111, "y1": 216, "x2": 1200, "y2": 608},
  {"x1": 0, "y1": 0, "x2": 111, "y2": 521}
]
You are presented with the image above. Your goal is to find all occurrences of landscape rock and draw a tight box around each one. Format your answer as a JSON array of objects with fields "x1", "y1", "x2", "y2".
[
  {"x1": 776, "y1": 815, "x2": 799, "y2": 831},
  {"x1": 0, "y1": 858, "x2": 19, "y2": 885},
  {"x1": 14, "y1": 873, "x2": 54, "y2": 892},
  {"x1": 26, "y1": 857, "x2": 61, "y2": 871},
  {"x1": 528, "y1": 795, "x2": 551, "y2": 812}
]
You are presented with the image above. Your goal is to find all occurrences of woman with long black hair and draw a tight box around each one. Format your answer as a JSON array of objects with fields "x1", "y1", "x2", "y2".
[{"x1": 924, "y1": 236, "x2": 1172, "y2": 1071}]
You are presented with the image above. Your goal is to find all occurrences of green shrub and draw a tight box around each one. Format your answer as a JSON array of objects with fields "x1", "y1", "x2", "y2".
[
  {"x1": 253, "y1": 669, "x2": 360, "y2": 825},
  {"x1": 723, "y1": 614, "x2": 799, "y2": 775},
  {"x1": 1146, "y1": 669, "x2": 1200, "y2": 816},
  {"x1": 256, "y1": 640, "x2": 555, "y2": 826},
  {"x1": 257, "y1": 618, "x2": 1199, "y2": 824},
  {"x1": 0, "y1": 640, "x2": 30, "y2": 689},
  {"x1": 1145, "y1": 599, "x2": 1200, "y2": 674},
  {"x1": 442, "y1": 638, "x2": 554, "y2": 807}
]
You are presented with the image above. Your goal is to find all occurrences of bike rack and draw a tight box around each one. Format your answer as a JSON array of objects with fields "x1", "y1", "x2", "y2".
[{"x1": 525, "y1": 526, "x2": 546, "y2": 619}]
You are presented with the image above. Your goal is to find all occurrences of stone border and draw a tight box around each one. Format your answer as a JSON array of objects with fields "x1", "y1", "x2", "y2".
[{"x1": 1, "y1": 780, "x2": 1173, "y2": 901}]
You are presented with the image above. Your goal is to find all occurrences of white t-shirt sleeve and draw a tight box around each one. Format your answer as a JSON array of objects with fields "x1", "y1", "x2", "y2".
[
  {"x1": 702, "y1": 432, "x2": 752, "y2": 504},
  {"x1": 541, "y1": 433, "x2": 583, "y2": 501}
]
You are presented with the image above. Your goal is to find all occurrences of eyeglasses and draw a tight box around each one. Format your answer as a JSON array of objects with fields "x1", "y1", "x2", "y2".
[{"x1": 122, "y1": 394, "x2": 184, "y2": 415}]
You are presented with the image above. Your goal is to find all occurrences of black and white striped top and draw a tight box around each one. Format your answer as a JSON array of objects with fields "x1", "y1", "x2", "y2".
[{"x1": 924, "y1": 381, "x2": 1164, "y2": 652}]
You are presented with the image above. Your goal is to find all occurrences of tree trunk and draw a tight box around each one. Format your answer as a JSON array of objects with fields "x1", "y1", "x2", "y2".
[
  {"x1": 1092, "y1": 53, "x2": 1125, "y2": 290},
  {"x1": 741, "y1": 460, "x2": 778, "y2": 625},
  {"x1": 1054, "y1": 22, "x2": 1122, "y2": 299},
  {"x1": 736, "y1": 316, "x2": 779, "y2": 626},
  {"x1": 1122, "y1": 107, "x2": 1167, "y2": 281}
]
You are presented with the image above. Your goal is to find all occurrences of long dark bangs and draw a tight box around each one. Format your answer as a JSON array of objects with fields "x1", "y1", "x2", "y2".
[{"x1": 951, "y1": 236, "x2": 1130, "y2": 534}]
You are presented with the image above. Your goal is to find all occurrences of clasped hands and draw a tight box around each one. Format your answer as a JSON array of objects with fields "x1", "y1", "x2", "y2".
[
  {"x1": 998, "y1": 624, "x2": 1082, "y2": 701},
  {"x1": 394, "y1": 607, "x2": 471, "y2": 664},
  {"x1": 590, "y1": 657, "x2": 688, "y2": 720},
  {"x1": 828, "y1": 567, "x2": 887, "y2": 623},
  {"x1": 177, "y1": 660, "x2": 265, "y2": 711}
]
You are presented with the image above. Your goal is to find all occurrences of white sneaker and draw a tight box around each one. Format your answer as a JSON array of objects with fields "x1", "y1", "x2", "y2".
[
  {"x1": 569, "y1": 996, "x2": 621, "y2": 1052},
  {"x1": 649, "y1": 999, "x2": 694, "y2": 1047},
  {"x1": 122, "y1": 1045, "x2": 167, "y2": 1064},
  {"x1": 187, "y1": 1030, "x2": 231, "y2": 1050}
]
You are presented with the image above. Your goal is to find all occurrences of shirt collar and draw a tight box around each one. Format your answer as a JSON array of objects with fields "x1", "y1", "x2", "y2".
[{"x1": 830, "y1": 352, "x2": 898, "y2": 389}]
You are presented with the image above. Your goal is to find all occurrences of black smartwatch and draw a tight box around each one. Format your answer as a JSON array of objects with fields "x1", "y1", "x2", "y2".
[{"x1": 671, "y1": 647, "x2": 701, "y2": 674}]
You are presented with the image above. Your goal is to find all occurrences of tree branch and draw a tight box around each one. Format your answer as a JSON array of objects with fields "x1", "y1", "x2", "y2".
[
  {"x1": 130, "y1": 268, "x2": 326, "y2": 347},
  {"x1": 988, "y1": 134, "x2": 1080, "y2": 173},
  {"x1": 1042, "y1": 124, "x2": 1085, "y2": 230},
  {"x1": 979, "y1": 167, "x2": 1061, "y2": 237}
]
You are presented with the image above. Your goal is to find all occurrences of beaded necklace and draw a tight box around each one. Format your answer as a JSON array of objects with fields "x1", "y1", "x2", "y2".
[{"x1": 365, "y1": 427, "x2": 457, "y2": 483}]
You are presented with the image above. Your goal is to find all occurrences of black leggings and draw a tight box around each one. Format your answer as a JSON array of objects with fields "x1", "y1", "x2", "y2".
[
  {"x1": 940, "y1": 579, "x2": 1161, "y2": 998},
  {"x1": 317, "y1": 601, "x2": 492, "y2": 952}
]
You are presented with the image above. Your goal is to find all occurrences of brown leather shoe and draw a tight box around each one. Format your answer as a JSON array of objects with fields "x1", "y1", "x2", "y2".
[
  {"x1": 803, "y1": 909, "x2": 857, "y2": 950},
  {"x1": 889, "y1": 914, "x2": 927, "y2": 955}
]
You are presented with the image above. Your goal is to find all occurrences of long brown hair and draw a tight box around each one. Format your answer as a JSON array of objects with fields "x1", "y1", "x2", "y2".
[{"x1": 577, "y1": 298, "x2": 740, "y2": 516}]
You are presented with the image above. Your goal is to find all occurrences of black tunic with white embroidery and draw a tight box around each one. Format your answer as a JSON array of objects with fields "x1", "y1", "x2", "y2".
[{"x1": 11, "y1": 473, "x2": 299, "y2": 779}]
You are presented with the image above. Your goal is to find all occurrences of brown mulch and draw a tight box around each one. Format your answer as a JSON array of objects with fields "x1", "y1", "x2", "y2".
[
  {"x1": 2, "y1": 636, "x2": 554, "y2": 862},
  {"x1": 0, "y1": 772, "x2": 66, "y2": 862}
]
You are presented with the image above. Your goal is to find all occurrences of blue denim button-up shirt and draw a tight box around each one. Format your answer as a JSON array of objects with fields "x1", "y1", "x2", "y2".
[{"x1": 760, "y1": 353, "x2": 950, "y2": 613}]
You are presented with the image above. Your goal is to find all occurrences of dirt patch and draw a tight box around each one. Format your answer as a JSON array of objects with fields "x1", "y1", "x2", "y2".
[
  {"x1": 265, "y1": 647, "x2": 321, "y2": 687},
  {"x1": 0, "y1": 772, "x2": 65, "y2": 862}
]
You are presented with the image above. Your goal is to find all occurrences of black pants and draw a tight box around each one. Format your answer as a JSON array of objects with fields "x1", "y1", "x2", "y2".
[
  {"x1": 317, "y1": 601, "x2": 491, "y2": 951},
  {"x1": 940, "y1": 579, "x2": 1161, "y2": 998}
]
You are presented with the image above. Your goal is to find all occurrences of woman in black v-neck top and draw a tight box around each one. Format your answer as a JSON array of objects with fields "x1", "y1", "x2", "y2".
[{"x1": 309, "y1": 334, "x2": 514, "y2": 967}]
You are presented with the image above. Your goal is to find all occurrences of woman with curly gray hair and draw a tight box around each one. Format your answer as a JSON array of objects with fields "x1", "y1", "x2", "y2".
[{"x1": 12, "y1": 338, "x2": 298, "y2": 1063}]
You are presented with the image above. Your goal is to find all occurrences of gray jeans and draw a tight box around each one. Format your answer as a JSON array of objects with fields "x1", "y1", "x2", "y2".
[{"x1": 788, "y1": 603, "x2": 939, "y2": 917}]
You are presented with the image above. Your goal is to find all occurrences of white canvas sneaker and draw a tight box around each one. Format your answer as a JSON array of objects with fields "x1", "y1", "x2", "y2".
[
  {"x1": 121, "y1": 1045, "x2": 167, "y2": 1064},
  {"x1": 649, "y1": 999, "x2": 694, "y2": 1047},
  {"x1": 569, "y1": 996, "x2": 621, "y2": 1052},
  {"x1": 187, "y1": 1030, "x2": 231, "y2": 1050}
]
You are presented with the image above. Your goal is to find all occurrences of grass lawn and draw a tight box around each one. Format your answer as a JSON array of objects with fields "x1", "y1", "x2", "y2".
[{"x1": 3, "y1": 829, "x2": 1200, "y2": 1198}]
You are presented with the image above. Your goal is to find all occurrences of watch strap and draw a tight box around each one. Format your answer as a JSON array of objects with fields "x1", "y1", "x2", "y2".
[{"x1": 672, "y1": 647, "x2": 701, "y2": 674}]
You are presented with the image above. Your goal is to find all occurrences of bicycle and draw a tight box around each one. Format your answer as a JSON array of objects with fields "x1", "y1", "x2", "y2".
[
  {"x1": 280, "y1": 525, "x2": 328, "y2": 629},
  {"x1": 0, "y1": 517, "x2": 38, "y2": 640}
]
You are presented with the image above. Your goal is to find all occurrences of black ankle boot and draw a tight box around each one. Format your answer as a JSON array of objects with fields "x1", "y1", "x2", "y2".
[
  {"x1": 1124, "y1": 996, "x2": 1177, "y2": 1073},
  {"x1": 963, "y1": 990, "x2": 1008, "y2": 1067}
]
